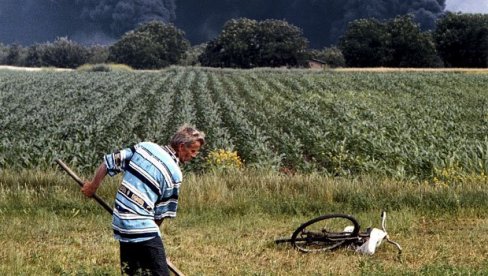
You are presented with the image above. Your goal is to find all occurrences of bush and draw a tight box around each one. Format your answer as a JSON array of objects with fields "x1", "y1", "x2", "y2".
[
  {"x1": 76, "y1": 63, "x2": 133, "y2": 72},
  {"x1": 40, "y1": 37, "x2": 90, "y2": 68},
  {"x1": 434, "y1": 12, "x2": 488, "y2": 68},
  {"x1": 108, "y1": 21, "x2": 190, "y2": 69},
  {"x1": 178, "y1": 43, "x2": 206, "y2": 66},
  {"x1": 339, "y1": 15, "x2": 441, "y2": 67},
  {"x1": 339, "y1": 18, "x2": 390, "y2": 67},
  {"x1": 4, "y1": 44, "x2": 27, "y2": 66},
  {"x1": 199, "y1": 18, "x2": 308, "y2": 68},
  {"x1": 205, "y1": 149, "x2": 244, "y2": 172},
  {"x1": 77, "y1": 64, "x2": 111, "y2": 72},
  {"x1": 86, "y1": 45, "x2": 109, "y2": 64},
  {"x1": 24, "y1": 44, "x2": 45, "y2": 67},
  {"x1": 0, "y1": 43, "x2": 8, "y2": 64},
  {"x1": 308, "y1": 47, "x2": 345, "y2": 68}
]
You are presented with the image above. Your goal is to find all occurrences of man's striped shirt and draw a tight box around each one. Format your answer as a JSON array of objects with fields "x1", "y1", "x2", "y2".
[{"x1": 104, "y1": 142, "x2": 182, "y2": 243}]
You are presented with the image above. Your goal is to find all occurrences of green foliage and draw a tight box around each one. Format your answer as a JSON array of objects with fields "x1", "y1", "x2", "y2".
[
  {"x1": 1, "y1": 42, "x2": 106, "y2": 69},
  {"x1": 199, "y1": 18, "x2": 260, "y2": 68},
  {"x1": 0, "y1": 43, "x2": 8, "y2": 63},
  {"x1": 4, "y1": 43, "x2": 26, "y2": 66},
  {"x1": 108, "y1": 21, "x2": 190, "y2": 69},
  {"x1": 24, "y1": 44, "x2": 44, "y2": 67},
  {"x1": 2, "y1": 170, "x2": 488, "y2": 274},
  {"x1": 0, "y1": 68, "x2": 487, "y2": 180},
  {"x1": 178, "y1": 43, "x2": 206, "y2": 66},
  {"x1": 434, "y1": 12, "x2": 488, "y2": 68},
  {"x1": 308, "y1": 46, "x2": 345, "y2": 68},
  {"x1": 106, "y1": 64, "x2": 134, "y2": 72},
  {"x1": 39, "y1": 37, "x2": 90, "y2": 69},
  {"x1": 77, "y1": 63, "x2": 112, "y2": 72},
  {"x1": 199, "y1": 18, "x2": 308, "y2": 68},
  {"x1": 205, "y1": 149, "x2": 243, "y2": 172},
  {"x1": 2, "y1": 169, "x2": 487, "y2": 219},
  {"x1": 339, "y1": 15, "x2": 441, "y2": 67},
  {"x1": 76, "y1": 63, "x2": 133, "y2": 72},
  {"x1": 86, "y1": 45, "x2": 109, "y2": 64},
  {"x1": 339, "y1": 18, "x2": 390, "y2": 67},
  {"x1": 256, "y1": 19, "x2": 309, "y2": 67},
  {"x1": 386, "y1": 16, "x2": 442, "y2": 67}
]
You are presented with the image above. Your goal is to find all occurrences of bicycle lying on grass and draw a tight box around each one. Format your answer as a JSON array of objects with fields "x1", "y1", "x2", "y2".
[{"x1": 275, "y1": 211, "x2": 402, "y2": 255}]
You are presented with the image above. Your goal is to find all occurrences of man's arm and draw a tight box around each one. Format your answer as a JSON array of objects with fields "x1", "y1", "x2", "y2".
[{"x1": 81, "y1": 162, "x2": 108, "y2": 197}]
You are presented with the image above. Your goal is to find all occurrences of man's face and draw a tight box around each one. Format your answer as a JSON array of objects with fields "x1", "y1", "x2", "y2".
[{"x1": 177, "y1": 141, "x2": 202, "y2": 164}]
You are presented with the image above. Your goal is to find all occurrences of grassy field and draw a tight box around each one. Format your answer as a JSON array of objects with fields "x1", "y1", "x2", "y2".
[
  {"x1": 1, "y1": 169, "x2": 488, "y2": 275},
  {"x1": 1, "y1": 67, "x2": 487, "y2": 274}
]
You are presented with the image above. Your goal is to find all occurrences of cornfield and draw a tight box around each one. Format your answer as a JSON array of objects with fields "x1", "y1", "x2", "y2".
[{"x1": 0, "y1": 67, "x2": 487, "y2": 179}]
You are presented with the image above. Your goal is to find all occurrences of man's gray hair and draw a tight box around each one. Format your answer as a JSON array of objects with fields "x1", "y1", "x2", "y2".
[{"x1": 170, "y1": 123, "x2": 205, "y2": 148}]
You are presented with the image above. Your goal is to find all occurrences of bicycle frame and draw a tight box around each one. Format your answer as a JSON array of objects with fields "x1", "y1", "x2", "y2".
[{"x1": 275, "y1": 211, "x2": 402, "y2": 254}]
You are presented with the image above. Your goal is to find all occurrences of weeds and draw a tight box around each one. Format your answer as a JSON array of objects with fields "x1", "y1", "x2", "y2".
[{"x1": 1, "y1": 169, "x2": 488, "y2": 274}]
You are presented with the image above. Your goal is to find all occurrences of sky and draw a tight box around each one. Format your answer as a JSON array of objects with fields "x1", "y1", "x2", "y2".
[{"x1": 446, "y1": 0, "x2": 488, "y2": 13}]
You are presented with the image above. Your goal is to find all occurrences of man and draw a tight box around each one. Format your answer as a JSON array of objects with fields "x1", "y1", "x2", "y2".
[{"x1": 82, "y1": 124, "x2": 205, "y2": 275}]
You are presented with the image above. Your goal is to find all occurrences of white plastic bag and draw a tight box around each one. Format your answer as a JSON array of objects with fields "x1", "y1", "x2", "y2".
[{"x1": 356, "y1": 228, "x2": 387, "y2": 255}]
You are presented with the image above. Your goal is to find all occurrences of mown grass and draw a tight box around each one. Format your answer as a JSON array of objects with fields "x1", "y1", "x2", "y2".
[{"x1": 1, "y1": 169, "x2": 488, "y2": 275}]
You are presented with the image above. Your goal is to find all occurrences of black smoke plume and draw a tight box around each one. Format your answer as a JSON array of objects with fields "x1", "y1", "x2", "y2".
[
  {"x1": 0, "y1": 0, "x2": 175, "y2": 45},
  {"x1": 0, "y1": 0, "x2": 445, "y2": 47},
  {"x1": 77, "y1": 0, "x2": 176, "y2": 38},
  {"x1": 175, "y1": 0, "x2": 446, "y2": 48}
]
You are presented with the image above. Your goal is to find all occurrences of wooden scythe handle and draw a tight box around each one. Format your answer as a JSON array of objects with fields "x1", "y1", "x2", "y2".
[
  {"x1": 55, "y1": 159, "x2": 185, "y2": 276},
  {"x1": 56, "y1": 159, "x2": 114, "y2": 214}
]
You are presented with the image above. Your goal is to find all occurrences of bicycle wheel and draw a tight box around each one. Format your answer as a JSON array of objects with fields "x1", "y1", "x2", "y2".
[{"x1": 291, "y1": 214, "x2": 360, "y2": 253}]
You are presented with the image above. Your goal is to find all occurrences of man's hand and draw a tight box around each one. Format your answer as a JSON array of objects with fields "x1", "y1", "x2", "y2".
[
  {"x1": 81, "y1": 162, "x2": 108, "y2": 198},
  {"x1": 81, "y1": 181, "x2": 97, "y2": 197}
]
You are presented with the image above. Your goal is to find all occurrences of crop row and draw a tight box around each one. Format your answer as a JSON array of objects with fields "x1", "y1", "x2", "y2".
[{"x1": 0, "y1": 68, "x2": 487, "y2": 179}]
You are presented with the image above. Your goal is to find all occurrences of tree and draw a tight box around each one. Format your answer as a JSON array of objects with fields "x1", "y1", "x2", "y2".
[
  {"x1": 5, "y1": 43, "x2": 26, "y2": 66},
  {"x1": 0, "y1": 43, "x2": 9, "y2": 64},
  {"x1": 385, "y1": 15, "x2": 442, "y2": 67},
  {"x1": 24, "y1": 44, "x2": 45, "y2": 67},
  {"x1": 339, "y1": 19, "x2": 391, "y2": 67},
  {"x1": 198, "y1": 40, "x2": 226, "y2": 68},
  {"x1": 200, "y1": 18, "x2": 260, "y2": 68},
  {"x1": 40, "y1": 37, "x2": 90, "y2": 68},
  {"x1": 86, "y1": 45, "x2": 109, "y2": 64},
  {"x1": 308, "y1": 47, "x2": 345, "y2": 68},
  {"x1": 339, "y1": 16, "x2": 441, "y2": 67},
  {"x1": 434, "y1": 13, "x2": 488, "y2": 68},
  {"x1": 199, "y1": 18, "x2": 308, "y2": 68},
  {"x1": 108, "y1": 21, "x2": 190, "y2": 69},
  {"x1": 178, "y1": 43, "x2": 206, "y2": 66},
  {"x1": 175, "y1": 0, "x2": 444, "y2": 48},
  {"x1": 256, "y1": 19, "x2": 308, "y2": 67}
]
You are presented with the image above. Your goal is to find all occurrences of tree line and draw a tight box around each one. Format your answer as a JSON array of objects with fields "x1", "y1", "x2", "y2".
[{"x1": 0, "y1": 12, "x2": 486, "y2": 69}]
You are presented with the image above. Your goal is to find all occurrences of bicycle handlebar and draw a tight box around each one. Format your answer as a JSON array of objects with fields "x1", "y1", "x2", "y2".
[{"x1": 380, "y1": 211, "x2": 402, "y2": 254}]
